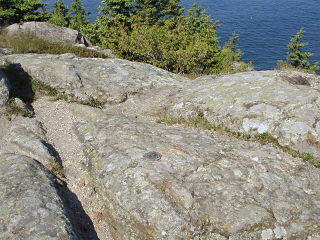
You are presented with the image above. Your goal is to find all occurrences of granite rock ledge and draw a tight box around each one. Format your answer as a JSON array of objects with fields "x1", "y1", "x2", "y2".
[{"x1": 0, "y1": 49, "x2": 319, "y2": 239}]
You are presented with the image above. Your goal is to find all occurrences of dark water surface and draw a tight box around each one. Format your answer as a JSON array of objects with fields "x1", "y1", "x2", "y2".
[{"x1": 45, "y1": 0, "x2": 320, "y2": 70}]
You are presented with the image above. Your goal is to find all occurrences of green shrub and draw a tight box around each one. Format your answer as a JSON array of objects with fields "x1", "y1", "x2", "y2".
[{"x1": 87, "y1": 1, "x2": 251, "y2": 75}]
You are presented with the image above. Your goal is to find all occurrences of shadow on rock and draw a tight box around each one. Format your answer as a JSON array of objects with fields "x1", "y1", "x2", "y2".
[
  {"x1": 55, "y1": 180, "x2": 99, "y2": 240},
  {"x1": 42, "y1": 140, "x2": 63, "y2": 166},
  {"x1": 1, "y1": 63, "x2": 35, "y2": 102}
]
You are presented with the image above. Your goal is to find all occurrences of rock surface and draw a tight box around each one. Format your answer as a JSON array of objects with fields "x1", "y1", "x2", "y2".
[
  {"x1": 4, "y1": 53, "x2": 186, "y2": 104},
  {"x1": 6, "y1": 21, "x2": 92, "y2": 46},
  {"x1": 0, "y1": 69, "x2": 10, "y2": 113},
  {"x1": 0, "y1": 49, "x2": 320, "y2": 239},
  {"x1": 0, "y1": 114, "x2": 99, "y2": 239},
  {"x1": 73, "y1": 113, "x2": 320, "y2": 240},
  {"x1": 0, "y1": 154, "x2": 78, "y2": 240},
  {"x1": 169, "y1": 70, "x2": 320, "y2": 160}
]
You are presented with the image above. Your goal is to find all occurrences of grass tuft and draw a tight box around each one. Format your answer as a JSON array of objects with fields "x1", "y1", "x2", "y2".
[
  {"x1": 49, "y1": 161, "x2": 65, "y2": 178},
  {"x1": 5, "y1": 97, "x2": 33, "y2": 118},
  {"x1": 0, "y1": 32, "x2": 108, "y2": 58},
  {"x1": 157, "y1": 111, "x2": 214, "y2": 130},
  {"x1": 31, "y1": 79, "x2": 58, "y2": 97},
  {"x1": 157, "y1": 110, "x2": 319, "y2": 168},
  {"x1": 81, "y1": 97, "x2": 105, "y2": 109}
]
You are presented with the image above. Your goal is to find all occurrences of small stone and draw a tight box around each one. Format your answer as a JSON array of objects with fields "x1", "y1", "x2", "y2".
[
  {"x1": 274, "y1": 226, "x2": 287, "y2": 239},
  {"x1": 143, "y1": 151, "x2": 162, "y2": 161},
  {"x1": 291, "y1": 121, "x2": 312, "y2": 135},
  {"x1": 197, "y1": 165, "x2": 207, "y2": 172},
  {"x1": 261, "y1": 229, "x2": 273, "y2": 240},
  {"x1": 315, "y1": 122, "x2": 320, "y2": 134}
]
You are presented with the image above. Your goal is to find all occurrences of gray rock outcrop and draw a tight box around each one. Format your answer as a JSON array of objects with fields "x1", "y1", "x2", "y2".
[
  {"x1": 1, "y1": 49, "x2": 319, "y2": 239},
  {"x1": 4, "y1": 53, "x2": 186, "y2": 104},
  {"x1": 6, "y1": 22, "x2": 92, "y2": 47},
  {"x1": 0, "y1": 154, "x2": 78, "y2": 240},
  {"x1": 0, "y1": 69, "x2": 11, "y2": 113},
  {"x1": 169, "y1": 70, "x2": 320, "y2": 160},
  {"x1": 73, "y1": 113, "x2": 320, "y2": 239},
  {"x1": 0, "y1": 115, "x2": 99, "y2": 239}
]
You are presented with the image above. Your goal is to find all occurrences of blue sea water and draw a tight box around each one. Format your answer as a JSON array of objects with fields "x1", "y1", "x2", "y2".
[{"x1": 45, "y1": 0, "x2": 320, "y2": 71}]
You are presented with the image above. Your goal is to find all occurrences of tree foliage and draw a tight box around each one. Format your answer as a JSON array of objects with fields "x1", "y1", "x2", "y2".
[
  {"x1": 0, "y1": 0, "x2": 48, "y2": 25},
  {"x1": 70, "y1": 0, "x2": 90, "y2": 31},
  {"x1": 1, "y1": 0, "x2": 251, "y2": 75},
  {"x1": 278, "y1": 27, "x2": 319, "y2": 73},
  {"x1": 48, "y1": 0, "x2": 70, "y2": 27},
  {"x1": 92, "y1": 0, "x2": 250, "y2": 74},
  {"x1": 134, "y1": 0, "x2": 183, "y2": 25},
  {"x1": 99, "y1": 0, "x2": 135, "y2": 25}
]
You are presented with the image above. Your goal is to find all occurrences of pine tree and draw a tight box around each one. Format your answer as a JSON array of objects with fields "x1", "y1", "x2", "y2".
[
  {"x1": 186, "y1": 3, "x2": 218, "y2": 34},
  {"x1": 0, "y1": 0, "x2": 47, "y2": 25},
  {"x1": 278, "y1": 27, "x2": 319, "y2": 73},
  {"x1": 135, "y1": 0, "x2": 183, "y2": 25},
  {"x1": 99, "y1": 0, "x2": 135, "y2": 25},
  {"x1": 48, "y1": 0, "x2": 70, "y2": 27},
  {"x1": 223, "y1": 32, "x2": 243, "y2": 62},
  {"x1": 70, "y1": 0, "x2": 90, "y2": 31}
]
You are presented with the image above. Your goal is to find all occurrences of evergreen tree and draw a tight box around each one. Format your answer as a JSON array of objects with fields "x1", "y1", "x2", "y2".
[
  {"x1": 278, "y1": 27, "x2": 319, "y2": 73},
  {"x1": 99, "y1": 0, "x2": 135, "y2": 25},
  {"x1": 0, "y1": 0, "x2": 47, "y2": 25},
  {"x1": 70, "y1": 0, "x2": 90, "y2": 31},
  {"x1": 186, "y1": 3, "x2": 216, "y2": 34},
  {"x1": 223, "y1": 32, "x2": 243, "y2": 62},
  {"x1": 48, "y1": 0, "x2": 70, "y2": 27},
  {"x1": 135, "y1": 0, "x2": 183, "y2": 25},
  {"x1": 94, "y1": 0, "x2": 250, "y2": 75}
]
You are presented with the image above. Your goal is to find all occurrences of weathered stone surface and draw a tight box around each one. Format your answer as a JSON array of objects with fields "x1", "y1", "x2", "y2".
[
  {"x1": 4, "y1": 53, "x2": 186, "y2": 104},
  {"x1": 74, "y1": 114, "x2": 320, "y2": 239},
  {"x1": 0, "y1": 116, "x2": 61, "y2": 173},
  {"x1": 0, "y1": 154, "x2": 78, "y2": 240},
  {"x1": 0, "y1": 69, "x2": 11, "y2": 113},
  {"x1": 0, "y1": 47, "x2": 12, "y2": 55},
  {"x1": 6, "y1": 21, "x2": 92, "y2": 46},
  {"x1": 10, "y1": 125, "x2": 60, "y2": 169},
  {"x1": 169, "y1": 70, "x2": 320, "y2": 160},
  {"x1": 1, "y1": 49, "x2": 320, "y2": 240}
]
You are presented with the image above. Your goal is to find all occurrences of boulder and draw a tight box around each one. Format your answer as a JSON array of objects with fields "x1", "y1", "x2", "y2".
[
  {"x1": 169, "y1": 70, "x2": 320, "y2": 161},
  {"x1": 0, "y1": 154, "x2": 79, "y2": 240},
  {"x1": 0, "y1": 69, "x2": 11, "y2": 113},
  {"x1": 6, "y1": 22, "x2": 92, "y2": 47},
  {"x1": 73, "y1": 113, "x2": 320, "y2": 239},
  {"x1": 4, "y1": 53, "x2": 187, "y2": 104}
]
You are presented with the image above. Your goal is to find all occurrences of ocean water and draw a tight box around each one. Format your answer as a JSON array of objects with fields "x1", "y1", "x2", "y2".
[{"x1": 45, "y1": 0, "x2": 320, "y2": 71}]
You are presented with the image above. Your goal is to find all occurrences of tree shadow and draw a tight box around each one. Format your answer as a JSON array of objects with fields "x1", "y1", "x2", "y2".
[{"x1": 1, "y1": 63, "x2": 35, "y2": 103}]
